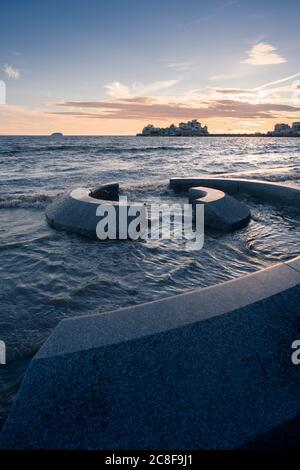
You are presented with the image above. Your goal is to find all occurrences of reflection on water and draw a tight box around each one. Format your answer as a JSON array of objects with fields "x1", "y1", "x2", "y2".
[{"x1": 0, "y1": 136, "x2": 300, "y2": 427}]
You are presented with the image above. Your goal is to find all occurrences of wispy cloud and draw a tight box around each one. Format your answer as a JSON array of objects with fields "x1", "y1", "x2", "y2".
[
  {"x1": 104, "y1": 81, "x2": 131, "y2": 99},
  {"x1": 3, "y1": 64, "x2": 20, "y2": 79},
  {"x1": 212, "y1": 72, "x2": 300, "y2": 100},
  {"x1": 161, "y1": 59, "x2": 194, "y2": 72},
  {"x1": 253, "y1": 72, "x2": 300, "y2": 90},
  {"x1": 213, "y1": 88, "x2": 255, "y2": 94},
  {"x1": 209, "y1": 73, "x2": 243, "y2": 82},
  {"x1": 104, "y1": 79, "x2": 180, "y2": 99},
  {"x1": 51, "y1": 97, "x2": 300, "y2": 121},
  {"x1": 242, "y1": 42, "x2": 286, "y2": 65}
]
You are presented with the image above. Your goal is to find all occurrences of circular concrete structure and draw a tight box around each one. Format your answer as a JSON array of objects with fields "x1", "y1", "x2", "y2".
[
  {"x1": 46, "y1": 180, "x2": 251, "y2": 238},
  {"x1": 187, "y1": 185, "x2": 251, "y2": 231},
  {"x1": 1, "y1": 177, "x2": 300, "y2": 450},
  {"x1": 46, "y1": 183, "x2": 147, "y2": 239}
]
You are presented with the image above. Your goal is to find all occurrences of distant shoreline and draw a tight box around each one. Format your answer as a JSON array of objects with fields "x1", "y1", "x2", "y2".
[
  {"x1": 1, "y1": 134, "x2": 300, "y2": 138},
  {"x1": 137, "y1": 133, "x2": 300, "y2": 138}
]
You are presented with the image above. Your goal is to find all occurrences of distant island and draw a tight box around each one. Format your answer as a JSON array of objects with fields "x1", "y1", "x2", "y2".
[
  {"x1": 137, "y1": 120, "x2": 300, "y2": 137},
  {"x1": 137, "y1": 120, "x2": 209, "y2": 137},
  {"x1": 50, "y1": 132, "x2": 64, "y2": 137}
]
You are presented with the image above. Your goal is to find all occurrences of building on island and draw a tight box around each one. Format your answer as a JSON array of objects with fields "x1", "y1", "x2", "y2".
[
  {"x1": 137, "y1": 120, "x2": 209, "y2": 136},
  {"x1": 292, "y1": 122, "x2": 300, "y2": 133},
  {"x1": 268, "y1": 122, "x2": 300, "y2": 136}
]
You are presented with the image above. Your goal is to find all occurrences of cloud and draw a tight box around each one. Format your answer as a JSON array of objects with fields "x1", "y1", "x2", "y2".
[
  {"x1": 161, "y1": 60, "x2": 194, "y2": 72},
  {"x1": 3, "y1": 64, "x2": 20, "y2": 79},
  {"x1": 104, "y1": 81, "x2": 131, "y2": 99},
  {"x1": 51, "y1": 97, "x2": 300, "y2": 121},
  {"x1": 253, "y1": 72, "x2": 300, "y2": 90},
  {"x1": 47, "y1": 69, "x2": 300, "y2": 126},
  {"x1": 213, "y1": 88, "x2": 255, "y2": 95},
  {"x1": 27, "y1": 66, "x2": 299, "y2": 131},
  {"x1": 242, "y1": 42, "x2": 286, "y2": 65},
  {"x1": 212, "y1": 72, "x2": 300, "y2": 94},
  {"x1": 104, "y1": 79, "x2": 180, "y2": 99},
  {"x1": 3, "y1": 94, "x2": 300, "y2": 135},
  {"x1": 209, "y1": 72, "x2": 300, "y2": 106},
  {"x1": 209, "y1": 73, "x2": 243, "y2": 82}
]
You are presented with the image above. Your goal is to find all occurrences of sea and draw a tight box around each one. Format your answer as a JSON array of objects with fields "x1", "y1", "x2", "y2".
[{"x1": 0, "y1": 135, "x2": 300, "y2": 428}]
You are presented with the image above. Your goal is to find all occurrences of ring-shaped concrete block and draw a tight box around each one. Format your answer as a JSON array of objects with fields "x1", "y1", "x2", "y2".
[
  {"x1": 188, "y1": 185, "x2": 251, "y2": 231},
  {"x1": 46, "y1": 183, "x2": 147, "y2": 239}
]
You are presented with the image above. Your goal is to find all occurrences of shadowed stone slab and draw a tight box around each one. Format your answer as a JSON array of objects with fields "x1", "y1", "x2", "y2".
[
  {"x1": 170, "y1": 177, "x2": 239, "y2": 194},
  {"x1": 0, "y1": 262, "x2": 300, "y2": 450},
  {"x1": 285, "y1": 256, "x2": 300, "y2": 274},
  {"x1": 170, "y1": 177, "x2": 300, "y2": 206}
]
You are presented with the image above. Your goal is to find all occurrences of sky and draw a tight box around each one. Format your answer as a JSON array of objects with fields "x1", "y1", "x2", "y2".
[{"x1": 0, "y1": 0, "x2": 300, "y2": 135}]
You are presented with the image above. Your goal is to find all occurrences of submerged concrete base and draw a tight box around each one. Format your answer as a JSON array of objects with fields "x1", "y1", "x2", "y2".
[{"x1": 1, "y1": 178, "x2": 300, "y2": 449}]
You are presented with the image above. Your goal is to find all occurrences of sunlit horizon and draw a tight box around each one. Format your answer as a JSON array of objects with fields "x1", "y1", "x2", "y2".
[{"x1": 0, "y1": 0, "x2": 300, "y2": 135}]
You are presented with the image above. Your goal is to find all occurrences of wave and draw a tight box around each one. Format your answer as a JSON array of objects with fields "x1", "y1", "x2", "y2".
[
  {"x1": 213, "y1": 164, "x2": 300, "y2": 183},
  {"x1": 0, "y1": 145, "x2": 85, "y2": 155},
  {"x1": 0, "y1": 193, "x2": 56, "y2": 209},
  {"x1": 1, "y1": 145, "x2": 192, "y2": 157},
  {"x1": 95, "y1": 146, "x2": 192, "y2": 154}
]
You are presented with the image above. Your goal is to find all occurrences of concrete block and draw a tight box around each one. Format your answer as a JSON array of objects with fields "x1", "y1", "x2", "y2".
[
  {"x1": 1, "y1": 271, "x2": 300, "y2": 449},
  {"x1": 0, "y1": 260, "x2": 300, "y2": 449},
  {"x1": 285, "y1": 255, "x2": 300, "y2": 274},
  {"x1": 170, "y1": 177, "x2": 239, "y2": 194},
  {"x1": 170, "y1": 177, "x2": 300, "y2": 208},
  {"x1": 90, "y1": 182, "x2": 119, "y2": 201},
  {"x1": 237, "y1": 179, "x2": 300, "y2": 205},
  {"x1": 46, "y1": 186, "x2": 146, "y2": 239},
  {"x1": 188, "y1": 186, "x2": 251, "y2": 231}
]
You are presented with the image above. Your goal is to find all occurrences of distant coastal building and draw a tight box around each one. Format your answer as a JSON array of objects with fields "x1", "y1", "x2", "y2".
[
  {"x1": 268, "y1": 122, "x2": 300, "y2": 136},
  {"x1": 137, "y1": 120, "x2": 209, "y2": 136}
]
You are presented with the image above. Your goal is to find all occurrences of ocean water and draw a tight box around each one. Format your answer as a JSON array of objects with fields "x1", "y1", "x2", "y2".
[{"x1": 0, "y1": 135, "x2": 300, "y2": 428}]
